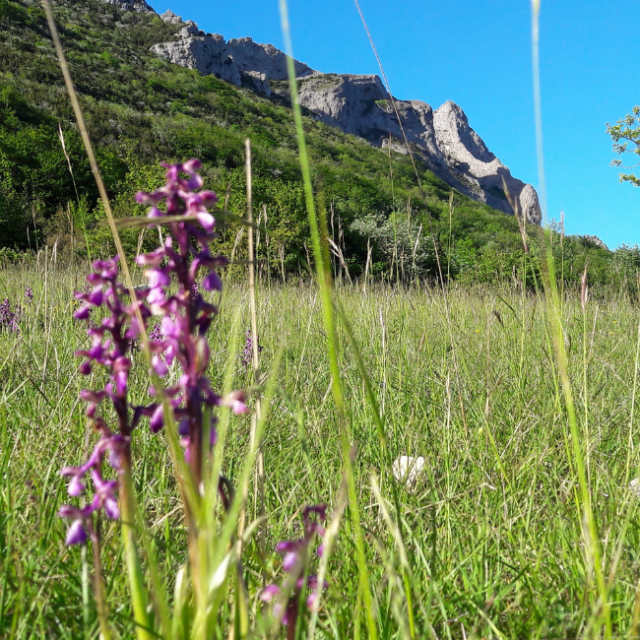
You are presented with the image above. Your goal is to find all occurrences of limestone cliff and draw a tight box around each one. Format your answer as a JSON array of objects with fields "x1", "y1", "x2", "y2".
[
  {"x1": 150, "y1": 11, "x2": 315, "y2": 97},
  {"x1": 100, "y1": 0, "x2": 154, "y2": 13},
  {"x1": 292, "y1": 75, "x2": 540, "y2": 222},
  {"x1": 100, "y1": 0, "x2": 542, "y2": 223}
]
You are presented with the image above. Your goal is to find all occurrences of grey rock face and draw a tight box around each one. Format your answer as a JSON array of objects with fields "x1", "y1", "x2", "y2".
[
  {"x1": 293, "y1": 77, "x2": 541, "y2": 222},
  {"x1": 150, "y1": 29, "x2": 314, "y2": 97},
  {"x1": 160, "y1": 10, "x2": 182, "y2": 24},
  {"x1": 433, "y1": 101, "x2": 541, "y2": 223},
  {"x1": 295, "y1": 74, "x2": 444, "y2": 162},
  {"x1": 100, "y1": 0, "x2": 155, "y2": 13},
  {"x1": 518, "y1": 185, "x2": 542, "y2": 225},
  {"x1": 148, "y1": 13, "x2": 541, "y2": 223},
  {"x1": 581, "y1": 235, "x2": 609, "y2": 250},
  {"x1": 225, "y1": 37, "x2": 315, "y2": 81}
]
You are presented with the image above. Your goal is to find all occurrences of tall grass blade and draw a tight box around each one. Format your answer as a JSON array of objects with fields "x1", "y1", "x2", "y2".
[{"x1": 278, "y1": 2, "x2": 379, "y2": 636}]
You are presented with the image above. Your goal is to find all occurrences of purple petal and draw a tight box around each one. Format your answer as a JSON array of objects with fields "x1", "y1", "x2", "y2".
[
  {"x1": 87, "y1": 287, "x2": 104, "y2": 306},
  {"x1": 136, "y1": 250, "x2": 164, "y2": 267},
  {"x1": 136, "y1": 191, "x2": 163, "y2": 205},
  {"x1": 58, "y1": 504, "x2": 81, "y2": 519},
  {"x1": 183, "y1": 158, "x2": 202, "y2": 173},
  {"x1": 202, "y1": 270, "x2": 222, "y2": 292},
  {"x1": 186, "y1": 173, "x2": 204, "y2": 190},
  {"x1": 149, "y1": 405, "x2": 164, "y2": 433},
  {"x1": 282, "y1": 551, "x2": 298, "y2": 572},
  {"x1": 78, "y1": 361, "x2": 92, "y2": 375},
  {"x1": 178, "y1": 419, "x2": 190, "y2": 437},
  {"x1": 104, "y1": 497, "x2": 120, "y2": 520},
  {"x1": 199, "y1": 191, "x2": 218, "y2": 207},
  {"x1": 68, "y1": 476, "x2": 85, "y2": 497},
  {"x1": 260, "y1": 584, "x2": 280, "y2": 602},
  {"x1": 115, "y1": 370, "x2": 128, "y2": 396},
  {"x1": 222, "y1": 390, "x2": 250, "y2": 415},
  {"x1": 275, "y1": 540, "x2": 298, "y2": 553},
  {"x1": 74, "y1": 305, "x2": 91, "y2": 320},
  {"x1": 108, "y1": 448, "x2": 122, "y2": 470},
  {"x1": 86, "y1": 273, "x2": 105, "y2": 285},
  {"x1": 146, "y1": 207, "x2": 164, "y2": 219},
  {"x1": 65, "y1": 520, "x2": 88, "y2": 546},
  {"x1": 145, "y1": 269, "x2": 170, "y2": 288},
  {"x1": 196, "y1": 211, "x2": 215, "y2": 232},
  {"x1": 161, "y1": 316, "x2": 179, "y2": 338},
  {"x1": 151, "y1": 354, "x2": 168, "y2": 377},
  {"x1": 147, "y1": 286, "x2": 166, "y2": 305},
  {"x1": 79, "y1": 390, "x2": 107, "y2": 404}
]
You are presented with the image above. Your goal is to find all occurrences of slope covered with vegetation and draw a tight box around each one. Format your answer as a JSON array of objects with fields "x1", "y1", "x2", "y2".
[{"x1": 0, "y1": 0, "x2": 636, "y2": 287}]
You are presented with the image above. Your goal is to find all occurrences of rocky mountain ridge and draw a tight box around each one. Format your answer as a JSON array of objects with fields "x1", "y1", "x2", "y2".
[{"x1": 101, "y1": 0, "x2": 542, "y2": 224}]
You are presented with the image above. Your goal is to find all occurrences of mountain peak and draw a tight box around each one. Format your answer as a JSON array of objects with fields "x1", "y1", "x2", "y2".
[
  {"x1": 160, "y1": 10, "x2": 182, "y2": 24},
  {"x1": 141, "y1": 2, "x2": 541, "y2": 223},
  {"x1": 100, "y1": 0, "x2": 155, "y2": 13}
]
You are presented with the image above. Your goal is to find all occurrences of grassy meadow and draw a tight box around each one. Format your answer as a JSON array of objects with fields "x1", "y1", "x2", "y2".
[{"x1": 3, "y1": 260, "x2": 640, "y2": 639}]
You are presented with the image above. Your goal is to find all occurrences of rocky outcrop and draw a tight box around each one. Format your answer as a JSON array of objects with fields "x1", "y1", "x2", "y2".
[
  {"x1": 432, "y1": 101, "x2": 541, "y2": 222},
  {"x1": 160, "y1": 10, "x2": 183, "y2": 24},
  {"x1": 100, "y1": 0, "x2": 155, "y2": 12},
  {"x1": 145, "y1": 7, "x2": 541, "y2": 223},
  {"x1": 581, "y1": 235, "x2": 609, "y2": 250},
  {"x1": 150, "y1": 21, "x2": 315, "y2": 98},
  {"x1": 292, "y1": 76, "x2": 540, "y2": 222}
]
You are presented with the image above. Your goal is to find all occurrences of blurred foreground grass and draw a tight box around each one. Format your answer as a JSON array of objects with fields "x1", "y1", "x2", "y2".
[{"x1": 2, "y1": 262, "x2": 640, "y2": 639}]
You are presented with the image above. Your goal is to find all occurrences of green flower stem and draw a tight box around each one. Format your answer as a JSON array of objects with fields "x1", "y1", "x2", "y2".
[{"x1": 119, "y1": 462, "x2": 153, "y2": 640}]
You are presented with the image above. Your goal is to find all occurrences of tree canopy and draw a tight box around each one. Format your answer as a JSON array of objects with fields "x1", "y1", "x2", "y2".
[{"x1": 607, "y1": 106, "x2": 640, "y2": 187}]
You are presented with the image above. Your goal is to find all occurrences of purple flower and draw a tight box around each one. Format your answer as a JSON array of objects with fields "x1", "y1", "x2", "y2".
[
  {"x1": 73, "y1": 257, "x2": 150, "y2": 426},
  {"x1": 262, "y1": 505, "x2": 328, "y2": 631},
  {"x1": 241, "y1": 331, "x2": 263, "y2": 368},
  {"x1": 60, "y1": 256, "x2": 150, "y2": 545},
  {"x1": 134, "y1": 160, "x2": 245, "y2": 483},
  {"x1": 60, "y1": 159, "x2": 247, "y2": 548},
  {"x1": 65, "y1": 519, "x2": 88, "y2": 546},
  {"x1": 0, "y1": 299, "x2": 20, "y2": 333},
  {"x1": 148, "y1": 322, "x2": 163, "y2": 341},
  {"x1": 25, "y1": 286, "x2": 33, "y2": 303},
  {"x1": 59, "y1": 433, "x2": 128, "y2": 544}
]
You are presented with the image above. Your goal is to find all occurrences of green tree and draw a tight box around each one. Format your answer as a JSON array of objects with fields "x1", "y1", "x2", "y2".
[{"x1": 607, "y1": 106, "x2": 640, "y2": 186}]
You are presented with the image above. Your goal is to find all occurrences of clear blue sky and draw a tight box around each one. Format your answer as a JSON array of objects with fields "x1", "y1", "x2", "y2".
[{"x1": 156, "y1": 0, "x2": 638, "y2": 249}]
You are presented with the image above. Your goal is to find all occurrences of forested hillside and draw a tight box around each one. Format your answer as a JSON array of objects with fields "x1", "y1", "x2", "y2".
[{"x1": 0, "y1": 0, "x2": 635, "y2": 286}]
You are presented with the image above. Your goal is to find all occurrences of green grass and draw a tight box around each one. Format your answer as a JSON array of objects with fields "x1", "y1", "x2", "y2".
[{"x1": 2, "y1": 261, "x2": 640, "y2": 638}]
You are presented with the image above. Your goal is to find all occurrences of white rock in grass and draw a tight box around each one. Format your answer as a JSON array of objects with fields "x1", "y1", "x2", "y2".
[
  {"x1": 630, "y1": 478, "x2": 640, "y2": 498},
  {"x1": 392, "y1": 456, "x2": 425, "y2": 492}
]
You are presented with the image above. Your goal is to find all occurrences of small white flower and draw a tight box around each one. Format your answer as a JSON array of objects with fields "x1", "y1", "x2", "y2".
[
  {"x1": 630, "y1": 477, "x2": 640, "y2": 498},
  {"x1": 392, "y1": 456, "x2": 425, "y2": 492}
]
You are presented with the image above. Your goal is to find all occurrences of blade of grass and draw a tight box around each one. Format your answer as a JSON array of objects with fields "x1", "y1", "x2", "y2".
[
  {"x1": 278, "y1": 3, "x2": 379, "y2": 637},
  {"x1": 531, "y1": 3, "x2": 610, "y2": 635}
]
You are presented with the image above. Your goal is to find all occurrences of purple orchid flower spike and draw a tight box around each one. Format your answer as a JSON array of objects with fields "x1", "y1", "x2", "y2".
[
  {"x1": 262, "y1": 504, "x2": 329, "y2": 636},
  {"x1": 134, "y1": 159, "x2": 248, "y2": 486},
  {"x1": 0, "y1": 298, "x2": 20, "y2": 333},
  {"x1": 60, "y1": 159, "x2": 248, "y2": 549},
  {"x1": 241, "y1": 330, "x2": 263, "y2": 369},
  {"x1": 60, "y1": 256, "x2": 150, "y2": 545}
]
